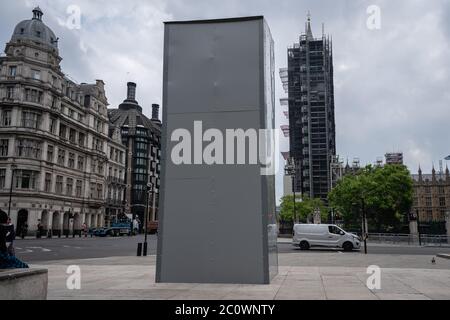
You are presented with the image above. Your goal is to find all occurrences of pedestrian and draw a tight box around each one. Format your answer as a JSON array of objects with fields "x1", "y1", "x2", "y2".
[
  {"x1": 0, "y1": 211, "x2": 29, "y2": 269},
  {"x1": 21, "y1": 223, "x2": 28, "y2": 240},
  {"x1": 6, "y1": 217, "x2": 15, "y2": 256},
  {"x1": 132, "y1": 218, "x2": 139, "y2": 236},
  {"x1": 82, "y1": 222, "x2": 88, "y2": 238},
  {"x1": 37, "y1": 220, "x2": 43, "y2": 239}
]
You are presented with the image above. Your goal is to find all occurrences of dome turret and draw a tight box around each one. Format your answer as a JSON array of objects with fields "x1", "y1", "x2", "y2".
[{"x1": 11, "y1": 7, "x2": 58, "y2": 50}]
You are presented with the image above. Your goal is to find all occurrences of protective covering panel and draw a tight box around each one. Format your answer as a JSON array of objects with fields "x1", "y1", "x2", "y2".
[{"x1": 156, "y1": 16, "x2": 278, "y2": 284}]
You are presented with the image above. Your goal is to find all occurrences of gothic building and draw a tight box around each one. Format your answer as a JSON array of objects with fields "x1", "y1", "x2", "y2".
[
  {"x1": 280, "y1": 14, "x2": 336, "y2": 202},
  {"x1": 0, "y1": 7, "x2": 126, "y2": 236},
  {"x1": 108, "y1": 83, "x2": 161, "y2": 231},
  {"x1": 412, "y1": 167, "x2": 450, "y2": 233}
]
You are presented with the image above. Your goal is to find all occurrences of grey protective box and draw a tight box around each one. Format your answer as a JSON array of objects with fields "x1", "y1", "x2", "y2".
[{"x1": 156, "y1": 16, "x2": 278, "y2": 284}]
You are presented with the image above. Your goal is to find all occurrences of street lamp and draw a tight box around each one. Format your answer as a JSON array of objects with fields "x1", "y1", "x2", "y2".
[
  {"x1": 7, "y1": 164, "x2": 17, "y2": 218},
  {"x1": 285, "y1": 158, "x2": 297, "y2": 224},
  {"x1": 142, "y1": 182, "x2": 152, "y2": 256},
  {"x1": 361, "y1": 198, "x2": 368, "y2": 255}
]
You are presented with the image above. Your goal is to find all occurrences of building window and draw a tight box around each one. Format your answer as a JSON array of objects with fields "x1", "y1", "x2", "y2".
[
  {"x1": 77, "y1": 156, "x2": 84, "y2": 171},
  {"x1": 91, "y1": 160, "x2": 96, "y2": 173},
  {"x1": 66, "y1": 178, "x2": 73, "y2": 196},
  {"x1": 78, "y1": 133, "x2": 85, "y2": 147},
  {"x1": 68, "y1": 109, "x2": 74, "y2": 119},
  {"x1": 55, "y1": 176, "x2": 63, "y2": 194},
  {"x1": 21, "y1": 110, "x2": 41, "y2": 129},
  {"x1": 97, "y1": 184, "x2": 103, "y2": 199},
  {"x1": 47, "y1": 145, "x2": 54, "y2": 162},
  {"x1": 44, "y1": 173, "x2": 52, "y2": 192},
  {"x1": 69, "y1": 128, "x2": 76, "y2": 144},
  {"x1": 98, "y1": 162, "x2": 104, "y2": 175},
  {"x1": 0, "y1": 169, "x2": 5, "y2": 189},
  {"x1": 16, "y1": 139, "x2": 42, "y2": 158},
  {"x1": 0, "y1": 140, "x2": 8, "y2": 157},
  {"x1": 49, "y1": 117, "x2": 57, "y2": 134},
  {"x1": 425, "y1": 197, "x2": 432, "y2": 207},
  {"x1": 1, "y1": 110, "x2": 12, "y2": 127},
  {"x1": 76, "y1": 180, "x2": 82, "y2": 197},
  {"x1": 68, "y1": 153, "x2": 75, "y2": 169},
  {"x1": 9, "y1": 66, "x2": 17, "y2": 77},
  {"x1": 90, "y1": 183, "x2": 96, "y2": 198},
  {"x1": 50, "y1": 95, "x2": 57, "y2": 109},
  {"x1": 31, "y1": 69, "x2": 41, "y2": 80},
  {"x1": 6, "y1": 87, "x2": 15, "y2": 99},
  {"x1": 59, "y1": 124, "x2": 67, "y2": 140},
  {"x1": 440, "y1": 197, "x2": 446, "y2": 207},
  {"x1": 15, "y1": 170, "x2": 38, "y2": 190},
  {"x1": 57, "y1": 149, "x2": 66, "y2": 166},
  {"x1": 25, "y1": 89, "x2": 43, "y2": 103},
  {"x1": 426, "y1": 209, "x2": 433, "y2": 222}
]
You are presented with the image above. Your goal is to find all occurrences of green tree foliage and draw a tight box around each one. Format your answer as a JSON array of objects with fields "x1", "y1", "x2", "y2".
[
  {"x1": 328, "y1": 164, "x2": 413, "y2": 232},
  {"x1": 279, "y1": 195, "x2": 328, "y2": 223}
]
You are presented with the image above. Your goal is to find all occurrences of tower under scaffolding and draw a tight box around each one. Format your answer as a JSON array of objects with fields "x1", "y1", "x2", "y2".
[{"x1": 280, "y1": 13, "x2": 336, "y2": 202}]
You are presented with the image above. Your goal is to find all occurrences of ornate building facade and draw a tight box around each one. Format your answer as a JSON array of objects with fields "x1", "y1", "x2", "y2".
[
  {"x1": 0, "y1": 7, "x2": 126, "y2": 236},
  {"x1": 412, "y1": 167, "x2": 450, "y2": 233},
  {"x1": 108, "y1": 83, "x2": 161, "y2": 231}
]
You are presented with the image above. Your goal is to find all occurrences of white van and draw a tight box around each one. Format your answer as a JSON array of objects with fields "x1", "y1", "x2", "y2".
[{"x1": 293, "y1": 224, "x2": 361, "y2": 251}]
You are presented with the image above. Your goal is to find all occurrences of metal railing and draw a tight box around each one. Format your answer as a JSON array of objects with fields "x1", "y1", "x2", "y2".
[{"x1": 362, "y1": 233, "x2": 450, "y2": 246}]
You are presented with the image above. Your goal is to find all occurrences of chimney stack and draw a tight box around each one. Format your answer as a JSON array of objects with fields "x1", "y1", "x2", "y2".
[
  {"x1": 152, "y1": 104, "x2": 160, "y2": 121},
  {"x1": 127, "y1": 82, "x2": 137, "y2": 101}
]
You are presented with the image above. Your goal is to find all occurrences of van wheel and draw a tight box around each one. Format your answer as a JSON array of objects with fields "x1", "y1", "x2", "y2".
[
  {"x1": 343, "y1": 242, "x2": 353, "y2": 252},
  {"x1": 299, "y1": 241, "x2": 310, "y2": 250}
]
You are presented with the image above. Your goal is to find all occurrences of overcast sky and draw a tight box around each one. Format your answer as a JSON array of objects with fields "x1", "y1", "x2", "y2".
[{"x1": 1, "y1": 0, "x2": 449, "y2": 203}]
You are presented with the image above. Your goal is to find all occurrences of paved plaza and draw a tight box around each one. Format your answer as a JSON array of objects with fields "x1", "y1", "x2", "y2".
[{"x1": 32, "y1": 252, "x2": 450, "y2": 300}]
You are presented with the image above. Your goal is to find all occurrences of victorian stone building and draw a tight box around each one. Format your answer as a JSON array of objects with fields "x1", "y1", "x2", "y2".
[
  {"x1": 108, "y1": 83, "x2": 161, "y2": 231},
  {"x1": 0, "y1": 7, "x2": 126, "y2": 236},
  {"x1": 411, "y1": 167, "x2": 450, "y2": 234}
]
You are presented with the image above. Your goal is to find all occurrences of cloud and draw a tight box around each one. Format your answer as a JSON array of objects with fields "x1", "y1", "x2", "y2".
[{"x1": 1, "y1": 0, "x2": 449, "y2": 204}]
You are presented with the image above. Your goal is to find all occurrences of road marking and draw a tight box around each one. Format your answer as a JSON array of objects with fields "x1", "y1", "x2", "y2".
[
  {"x1": 17, "y1": 249, "x2": 33, "y2": 254},
  {"x1": 338, "y1": 251, "x2": 343, "y2": 254},
  {"x1": 26, "y1": 247, "x2": 52, "y2": 252}
]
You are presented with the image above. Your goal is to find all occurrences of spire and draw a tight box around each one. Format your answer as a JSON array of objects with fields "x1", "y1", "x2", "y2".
[
  {"x1": 306, "y1": 11, "x2": 313, "y2": 39},
  {"x1": 432, "y1": 164, "x2": 437, "y2": 181},
  {"x1": 32, "y1": 7, "x2": 43, "y2": 21}
]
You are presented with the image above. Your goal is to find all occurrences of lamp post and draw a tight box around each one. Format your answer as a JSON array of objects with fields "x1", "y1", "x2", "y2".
[
  {"x1": 143, "y1": 182, "x2": 152, "y2": 257},
  {"x1": 416, "y1": 209, "x2": 422, "y2": 246},
  {"x1": 285, "y1": 159, "x2": 297, "y2": 224},
  {"x1": 7, "y1": 164, "x2": 17, "y2": 218},
  {"x1": 361, "y1": 198, "x2": 368, "y2": 254}
]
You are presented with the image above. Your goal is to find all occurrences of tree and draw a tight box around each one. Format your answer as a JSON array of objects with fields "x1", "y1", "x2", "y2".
[
  {"x1": 279, "y1": 195, "x2": 328, "y2": 223},
  {"x1": 328, "y1": 164, "x2": 413, "y2": 232}
]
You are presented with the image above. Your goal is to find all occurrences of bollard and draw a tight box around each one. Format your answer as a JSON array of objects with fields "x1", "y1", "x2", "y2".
[
  {"x1": 137, "y1": 243, "x2": 142, "y2": 257},
  {"x1": 143, "y1": 242, "x2": 148, "y2": 257}
]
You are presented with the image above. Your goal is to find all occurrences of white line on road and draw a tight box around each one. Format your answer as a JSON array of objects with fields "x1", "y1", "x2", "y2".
[{"x1": 26, "y1": 247, "x2": 52, "y2": 252}]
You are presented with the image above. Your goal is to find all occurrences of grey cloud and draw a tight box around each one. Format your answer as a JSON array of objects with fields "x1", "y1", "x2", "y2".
[{"x1": 1, "y1": 0, "x2": 449, "y2": 203}]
